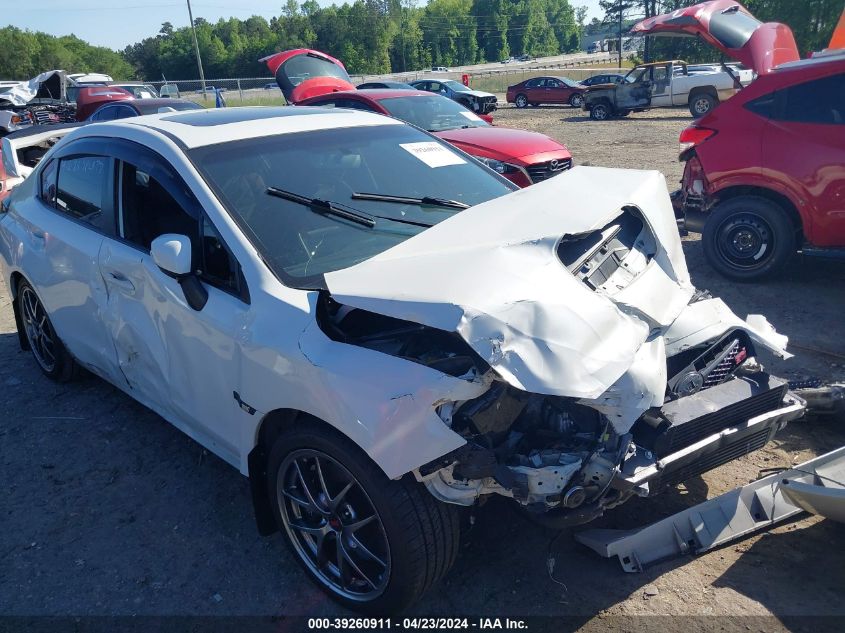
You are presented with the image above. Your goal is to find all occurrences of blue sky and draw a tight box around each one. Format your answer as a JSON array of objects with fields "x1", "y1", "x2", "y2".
[{"x1": 8, "y1": 0, "x2": 605, "y2": 50}]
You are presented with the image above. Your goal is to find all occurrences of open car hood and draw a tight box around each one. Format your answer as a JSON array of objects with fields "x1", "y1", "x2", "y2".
[
  {"x1": 630, "y1": 0, "x2": 799, "y2": 75},
  {"x1": 260, "y1": 49, "x2": 355, "y2": 104},
  {"x1": 324, "y1": 166, "x2": 699, "y2": 400},
  {"x1": 0, "y1": 70, "x2": 69, "y2": 107}
]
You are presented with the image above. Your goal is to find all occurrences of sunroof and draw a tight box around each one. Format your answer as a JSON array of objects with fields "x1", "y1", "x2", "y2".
[{"x1": 159, "y1": 106, "x2": 347, "y2": 127}]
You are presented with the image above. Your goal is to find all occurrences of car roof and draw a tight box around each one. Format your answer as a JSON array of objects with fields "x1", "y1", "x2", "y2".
[
  {"x1": 774, "y1": 49, "x2": 845, "y2": 72},
  {"x1": 81, "y1": 105, "x2": 403, "y2": 148}
]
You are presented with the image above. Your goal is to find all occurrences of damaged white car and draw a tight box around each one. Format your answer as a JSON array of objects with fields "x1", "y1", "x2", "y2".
[{"x1": 0, "y1": 107, "x2": 804, "y2": 613}]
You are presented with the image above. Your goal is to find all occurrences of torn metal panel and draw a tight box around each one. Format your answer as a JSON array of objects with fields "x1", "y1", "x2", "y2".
[
  {"x1": 0, "y1": 71, "x2": 69, "y2": 107},
  {"x1": 576, "y1": 445, "x2": 845, "y2": 572},
  {"x1": 326, "y1": 167, "x2": 695, "y2": 404}
]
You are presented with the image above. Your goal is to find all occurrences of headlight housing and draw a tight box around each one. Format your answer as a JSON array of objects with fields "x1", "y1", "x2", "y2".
[{"x1": 476, "y1": 156, "x2": 519, "y2": 175}]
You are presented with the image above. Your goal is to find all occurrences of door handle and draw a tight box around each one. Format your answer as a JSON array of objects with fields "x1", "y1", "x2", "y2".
[
  {"x1": 31, "y1": 230, "x2": 45, "y2": 240},
  {"x1": 107, "y1": 270, "x2": 136, "y2": 293}
]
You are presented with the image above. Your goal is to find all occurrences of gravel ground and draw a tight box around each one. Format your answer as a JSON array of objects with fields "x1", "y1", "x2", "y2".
[{"x1": 1, "y1": 102, "x2": 844, "y2": 628}]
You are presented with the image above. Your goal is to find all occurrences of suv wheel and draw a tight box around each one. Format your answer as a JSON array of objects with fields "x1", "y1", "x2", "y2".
[
  {"x1": 514, "y1": 93, "x2": 528, "y2": 108},
  {"x1": 689, "y1": 92, "x2": 717, "y2": 118},
  {"x1": 268, "y1": 422, "x2": 460, "y2": 614},
  {"x1": 590, "y1": 102, "x2": 611, "y2": 120},
  {"x1": 17, "y1": 281, "x2": 78, "y2": 381},
  {"x1": 702, "y1": 196, "x2": 795, "y2": 281},
  {"x1": 569, "y1": 93, "x2": 584, "y2": 108}
]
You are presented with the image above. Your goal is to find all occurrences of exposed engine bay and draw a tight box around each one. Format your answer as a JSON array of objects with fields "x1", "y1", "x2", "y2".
[
  {"x1": 319, "y1": 291, "x2": 799, "y2": 526},
  {"x1": 318, "y1": 166, "x2": 805, "y2": 526}
]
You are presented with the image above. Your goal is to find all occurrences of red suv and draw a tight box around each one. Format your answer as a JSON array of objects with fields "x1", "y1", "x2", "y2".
[
  {"x1": 637, "y1": 1, "x2": 845, "y2": 280},
  {"x1": 676, "y1": 54, "x2": 845, "y2": 280}
]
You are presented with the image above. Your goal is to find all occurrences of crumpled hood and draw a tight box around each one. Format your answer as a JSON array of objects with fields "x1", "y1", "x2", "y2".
[
  {"x1": 324, "y1": 166, "x2": 697, "y2": 400},
  {"x1": 435, "y1": 126, "x2": 570, "y2": 161},
  {"x1": 461, "y1": 89, "x2": 496, "y2": 99},
  {"x1": 0, "y1": 70, "x2": 69, "y2": 107}
]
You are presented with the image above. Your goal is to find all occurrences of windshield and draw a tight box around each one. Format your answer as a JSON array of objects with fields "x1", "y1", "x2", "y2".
[
  {"x1": 443, "y1": 80, "x2": 470, "y2": 93},
  {"x1": 379, "y1": 95, "x2": 489, "y2": 132},
  {"x1": 190, "y1": 125, "x2": 514, "y2": 288},
  {"x1": 625, "y1": 67, "x2": 650, "y2": 83}
]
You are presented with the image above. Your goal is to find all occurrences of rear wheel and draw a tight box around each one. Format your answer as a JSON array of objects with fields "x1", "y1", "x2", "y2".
[
  {"x1": 268, "y1": 422, "x2": 460, "y2": 614},
  {"x1": 17, "y1": 281, "x2": 78, "y2": 381},
  {"x1": 569, "y1": 93, "x2": 584, "y2": 108},
  {"x1": 689, "y1": 92, "x2": 717, "y2": 118},
  {"x1": 702, "y1": 196, "x2": 796, "y2": 281},
  {"x1": 514, "y1": 93, "x2": 528, "y2": 109},
  {"x1": 590, "y1": 102, "x2": 611, "y2": 120}
]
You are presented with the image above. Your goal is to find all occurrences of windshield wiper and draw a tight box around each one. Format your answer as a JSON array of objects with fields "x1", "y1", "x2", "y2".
[
  {"x1": 266, "y1": 186, "x2": 375, "y2": 228},
  {"x1": 267, "y1": 187, "x2": 434, "y2": 228},
  {"x1": 351, "y1": 192, "x2": 469, "y2": 210}
]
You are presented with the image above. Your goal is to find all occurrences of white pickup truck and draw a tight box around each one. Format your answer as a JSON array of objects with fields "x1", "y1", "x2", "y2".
[{"x1": 582, "y1": 59, "x2": 750, "y2": 120}]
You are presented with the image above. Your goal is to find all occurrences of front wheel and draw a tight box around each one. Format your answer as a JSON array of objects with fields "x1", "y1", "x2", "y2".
[
  {"x1": 590, "y1": 102, "x2": 611, "y2": 120},
  {"x1": 268, "y1": 422, "x2": 460, "y2": 614},
  {"x1": 514, "y1": 93, "x2": 528, "y2": 108},
  {"x1": 702, "y1": 196, "x2": 796, "y2": 281},
  {"x1": 569, "y1": 93, "x2": 584, "y2": 108}
]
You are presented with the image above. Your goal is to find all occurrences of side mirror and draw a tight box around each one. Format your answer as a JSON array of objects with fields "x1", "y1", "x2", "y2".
[{"x1": 150, "y1": 233, "x2": 208, "y2": 311}]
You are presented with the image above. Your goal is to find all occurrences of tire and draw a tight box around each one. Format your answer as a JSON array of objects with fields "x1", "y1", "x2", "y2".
[
  {"x1": 17, "y1": 280, "x2": 78, "y2": 381},
  {"x1": 689, "y1": 92, "x2": 717, "y2": 118},
  {"x1": 590, "y1": 102, "x2": 611, "y2": 120},
  {"x1": 267, "y1": 421, "x2": 460, "y2": 614},
  {"x1": 569, "y1": 92, "x2": 584, "y2": 108},
  {"x1": 514, "y1": 93, "x2": 528, "y2": 109},
  {"x1": 702, "y1": 196, "x2": 796, "y2": 281}
]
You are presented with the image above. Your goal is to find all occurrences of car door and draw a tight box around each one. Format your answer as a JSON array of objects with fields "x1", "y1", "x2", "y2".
[
  {"x1": 761, "y1": 71, "x2": 845, "y2": 247},
  {"x1": 20, "y1": 143, "x2": 124, "y2": 385},
  {"x1": 98, "y1": 139, "x2": 250, "y2": 462},
  {"x1": 523, "y1": 78, "x2": 545, "y2": 103},
  {"x1": 650, "y1": 64, "x2": 673, "y2": 107},
  {"x1": 544, "y1": 79, "x2": 570, "y2": 104}
]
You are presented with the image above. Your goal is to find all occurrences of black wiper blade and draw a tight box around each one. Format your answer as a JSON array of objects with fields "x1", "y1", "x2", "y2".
[
  {"x1": 266, "y1": 186, "x2": 375, "y2": 228},
  {"x1": 351, "y1": 192, "x2": 469, "y2": 210}
]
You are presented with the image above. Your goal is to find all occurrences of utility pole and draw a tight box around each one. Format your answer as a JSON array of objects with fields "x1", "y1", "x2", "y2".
[
  {"x1": 186, "y1": 0, "x2": 207, "y2": 98},
  {"x1": 618, "y1": 4, "x2": 623, "y2": 68}
]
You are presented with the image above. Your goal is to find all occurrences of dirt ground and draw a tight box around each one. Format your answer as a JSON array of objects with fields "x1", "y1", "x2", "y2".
[{"x1": 1, "y1": 103, "x2": 844, "y2": 629}]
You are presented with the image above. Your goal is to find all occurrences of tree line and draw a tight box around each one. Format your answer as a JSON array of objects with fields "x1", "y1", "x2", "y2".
[{"x1": 0, "y1": 0, "x2": 841, "y2": 81}]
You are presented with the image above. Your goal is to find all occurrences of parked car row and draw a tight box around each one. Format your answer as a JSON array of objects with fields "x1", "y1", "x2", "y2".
[{"x1": 261, "y1": 49, "x2": 568, "y2": 188}]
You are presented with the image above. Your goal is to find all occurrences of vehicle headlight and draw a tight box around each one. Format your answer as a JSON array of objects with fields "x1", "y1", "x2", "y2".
[{"x1": 476, "y1": 156, "x2": 518, "y2": 175}]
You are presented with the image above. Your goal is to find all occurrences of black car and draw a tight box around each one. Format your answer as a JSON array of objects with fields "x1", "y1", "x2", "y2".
[
  {"x1": 409, "y1": 79, "x2": 497, "y2": 114},
  {"x1": 357, "y1": 81, "x2": 415, "y2": 90},
  {"x1": 580, "y1": 74, "x2": 629, "y2": 87}
]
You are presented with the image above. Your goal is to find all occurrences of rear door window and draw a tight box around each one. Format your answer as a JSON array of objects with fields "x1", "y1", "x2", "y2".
[
  {"x1": 55, "y1": 155, "x2": 117, "y2": 236},
  {"x1": 779, "y1": 73, "x2": 845, "y2": 125}
]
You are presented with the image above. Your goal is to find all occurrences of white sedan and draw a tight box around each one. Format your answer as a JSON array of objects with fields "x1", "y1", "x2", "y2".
[{"x1": 0, "y1": 106, "x2": 803, "y2": 612}]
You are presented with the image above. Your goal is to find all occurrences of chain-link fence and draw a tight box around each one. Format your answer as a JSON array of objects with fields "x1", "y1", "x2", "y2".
[{"x1": 147, "y1": 62, "x2": 628, "y2": 106}]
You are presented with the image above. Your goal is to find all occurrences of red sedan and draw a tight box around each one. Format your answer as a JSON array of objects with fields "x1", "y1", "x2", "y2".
[
  {"x1": 506, "y1": 76, "x2": 586, "y2": 109},
  {"x1": 263, "y1": 49, "x2": 573, "y2": 188}
]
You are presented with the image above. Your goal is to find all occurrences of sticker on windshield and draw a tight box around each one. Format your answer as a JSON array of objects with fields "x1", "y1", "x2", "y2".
[
  {"x1": 400, "y1": 142, "x2": 466, "y2": 168},
  {"x1": 459, "y1": 111, "x2": 482, "y2": 121}
]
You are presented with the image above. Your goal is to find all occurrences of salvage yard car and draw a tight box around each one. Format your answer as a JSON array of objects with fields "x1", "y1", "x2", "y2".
[
  {"x1": 582, "y1": 59, "x2": 744, "y2": 120},
  {"x1": 0, "y1": 123, "x2": 79, "y2": 201},
  {"x1": 298, "y1": 89, "x2": 573, "y2": 187},
  {"x1": 0, "y1": 106, "x2": 805, "y2": 613}
]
